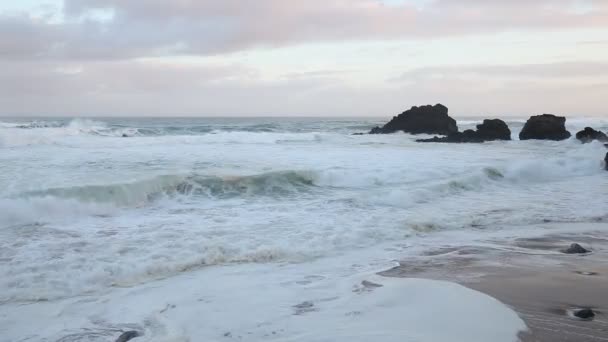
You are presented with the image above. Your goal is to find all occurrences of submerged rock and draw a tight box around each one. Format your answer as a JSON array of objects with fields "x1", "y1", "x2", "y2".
[
  {"x1": 519, "y1": 114, "x2": 571, "y2": 141},
  {"x1": 417, "y1": 119, "x2": 511, "y2": 143},
  {"x1": 417, "y1": 130, "x2": 482, "y2": 143},
  {"x1": 369, "y1": 104, "x2": 458, "y2": 135},
  {"x1": 115, "y1": 331, "x2": 141, "y2": 342},
  {"x1": 576, "y1": 127, "x2": 608, "y2": 143},
  {"x1": 563, "y1": 243, "x2": 590, "y2": 254},
  {"x1": 361, "y1": 280, "x2": 383, "y2": 288},
  {"x1": 573, "y1": 308, "x2": 595, "y2": 320},
  {"x1": 575, "y1": 127, "x2": 608, "y2": 143},
  {"x1": 369, "y1": 126, "x2": 384, "y2": 134},
  {"x1": 293, "y1": 301, "x2": 317, "y2": 315}
]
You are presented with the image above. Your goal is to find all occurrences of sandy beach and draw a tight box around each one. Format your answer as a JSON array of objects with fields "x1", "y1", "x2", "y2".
[{"x1": 380, "y1": 222, "x2": 608, "y2": 341}]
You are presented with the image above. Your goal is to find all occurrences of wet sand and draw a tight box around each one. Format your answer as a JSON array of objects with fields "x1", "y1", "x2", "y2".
[
  {"x1": 469, "y1": 266, "x2": 608, "y2": 341},
  {"x1": 380, "y1": 225, "x2": 608, "y2": 341}
]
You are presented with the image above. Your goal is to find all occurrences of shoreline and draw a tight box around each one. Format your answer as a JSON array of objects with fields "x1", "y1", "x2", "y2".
[
  {"x1": 467, "y1": 265, "x2": 608, "y2": 341},
  {"x1": 2, "y1": 223, "x2": 607, "y2": 341},
  {"x1": 379, "y1": 222, "x2": 608, "y2": 341}
]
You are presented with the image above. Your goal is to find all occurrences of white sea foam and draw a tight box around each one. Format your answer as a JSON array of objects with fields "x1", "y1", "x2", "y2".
[
  {"x1": 0, "y1": 118, "x2": 141, "y2": 147},
  {"x1": 1, "y1": 117, "x2": 606, "y2": 340},
  {"x1": 0, "y1": 260, "x2": 526, "y2": 342},
  {"x1": 0, "y1": 197, "x2": 116, "y2": 227}
]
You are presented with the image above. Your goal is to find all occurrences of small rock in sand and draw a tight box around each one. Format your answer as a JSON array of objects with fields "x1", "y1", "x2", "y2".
[
  {"x1": 563, "y1": 243, "x2": 590, "y2": 254},
  {"x1": 573, "y1": 308, "x2": 595, "y2": 320},
  {"x1": 115, "y1": 331, "x2": 141, "y2": 342}
]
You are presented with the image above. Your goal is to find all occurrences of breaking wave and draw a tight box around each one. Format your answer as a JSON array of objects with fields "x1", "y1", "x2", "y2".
[
  {"x1": 0, "y1": 119, "x2": 140, "y2": 146},
  {"x1": 13, "y1": 140, "x2": 605, "y2": 210},
  {"x1": 14, "y1": 120, "x2": 65, "y2": 129},
  {"x1": 0, "y1": 118, "x2": 334, "y2": 147},
  {"x1": 16, "y1": 171, "x2": 318, "y2": 206},
  {"x1": 4, "y1": 119, "x2": 133, "y2": 135}
]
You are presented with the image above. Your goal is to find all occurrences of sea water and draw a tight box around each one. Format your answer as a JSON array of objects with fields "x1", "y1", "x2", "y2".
[{"x1": 1, "y1": 116, "x2": 607, "y2": 341}]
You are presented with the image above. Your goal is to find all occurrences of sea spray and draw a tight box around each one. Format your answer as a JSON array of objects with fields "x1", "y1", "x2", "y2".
[{"x1": 1, "y1": 117, "x2": 607, "y2": 309}]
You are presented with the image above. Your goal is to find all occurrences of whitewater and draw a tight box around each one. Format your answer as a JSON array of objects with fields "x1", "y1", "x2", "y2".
[{"x1": 1, "y1": 116, "x2": 607, "y2": 342}]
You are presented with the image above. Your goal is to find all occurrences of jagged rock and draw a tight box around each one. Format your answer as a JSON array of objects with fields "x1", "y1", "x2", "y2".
[
  {"x1": 417, "y1": 119, "x2": 511, "y2": 143},
  {"x1": 115, "y1": 331, "x2": 141, "y2": 342},
  {"x1": 369, "y1": 104, "x2": 458, "y2": 135},
  {"x1": 573, "y1": 308, "x2": 595, "y2": 320},
  {"x1": 563, "y1": 243, "x2": 590, "y2": 254},
  {"x1": 519, "y1": 114, "x2": 571, "y2": 141},
  {"x1": 369, "y1": 126, "x2": 383, "y2": 134},
  {"x1": 576, "y1": 127, "x2": 608, "y2": 143}
]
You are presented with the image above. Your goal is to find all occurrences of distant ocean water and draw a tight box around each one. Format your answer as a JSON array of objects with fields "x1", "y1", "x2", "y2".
[{"x1": 1, "y1": 116, "x2": 607, "y2": 341}]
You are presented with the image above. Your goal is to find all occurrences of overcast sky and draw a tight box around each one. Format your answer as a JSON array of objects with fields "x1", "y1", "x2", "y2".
[{"x1": 1, "y1": 0, "x2": 608, "y2": 117}]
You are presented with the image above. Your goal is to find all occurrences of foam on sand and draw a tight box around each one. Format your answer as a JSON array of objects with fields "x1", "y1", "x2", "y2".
[{"x1": 0, "y1": 262, "x2": 526, "y2": 342}]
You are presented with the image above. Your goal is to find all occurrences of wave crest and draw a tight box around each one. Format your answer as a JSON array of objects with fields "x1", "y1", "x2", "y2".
[{"x1": 17, "y1": 170, "x2": 318, "y2": 206}]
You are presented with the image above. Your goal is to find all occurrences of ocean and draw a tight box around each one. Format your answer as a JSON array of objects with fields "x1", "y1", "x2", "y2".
[{"x1": 1, "y1": 116, "x2": 607, "y2": 341}]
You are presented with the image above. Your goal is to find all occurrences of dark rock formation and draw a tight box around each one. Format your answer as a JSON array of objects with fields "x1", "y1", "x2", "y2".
[
  {"x1": 369, "y1": 126, "x2": 383, "y2": 134},
  {"x1": 519, "y1": 114, "x2": 571, "y2": 141},
  {"x1": 575, "y1": 127, "x2": 608, "y2": 143},
  {"x1": 605, "y1": 152, "x2": 608, "y2": 171},
  {"x1": 115, "y1": 331, "x2": 141, "y2": 342},
  {"x1": 369, "y1": 104, "x2": 458, "y2": 135},
  {"x1": 417, "y1": 119, "x2": 511, "y2": 143},
  {"x1": 476, "y1": 119, "x2": 512, "y2": 141},
  {"x1": 563, "y1": 243, "x2": 590, "y2": 254},
  {"x1": 573, "y1": 308, "x2": 595, "y2": 320}
]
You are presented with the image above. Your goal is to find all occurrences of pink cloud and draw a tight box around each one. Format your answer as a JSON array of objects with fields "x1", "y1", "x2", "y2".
[
  {"x1": 1, "y1": 59, "x2": 607, "y2": 117},
  {"x1": 1, "y1": 0, "x2": 607, "y2": 60}
]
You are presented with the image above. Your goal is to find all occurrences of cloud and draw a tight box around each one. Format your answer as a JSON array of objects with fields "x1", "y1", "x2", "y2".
[
  {"x1": 0, "y1": 59, "x2": 343, "y2": 115},
  {"x1": 1, "y1": 58, "x2": 607, "y2": 117},
  {"x1": 0, "y1": 59, "x2": 256, "y2": 96},
  {"x1": 1, "y1": 1, "x2": 607, "y2": 117},
  {"x1": 392, "y1": 61, "x2": 608, "y2": 82},
  {"x1": 1, "y1": 0, "x2": 607, "y2": 60}
]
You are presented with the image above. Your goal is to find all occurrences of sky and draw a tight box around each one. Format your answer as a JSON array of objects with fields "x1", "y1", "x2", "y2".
[{"x1": 1, "y1": 0, "x2": 608, "y2": 117}]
